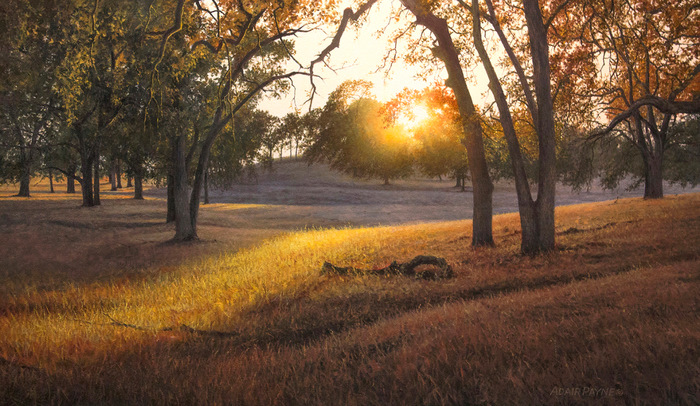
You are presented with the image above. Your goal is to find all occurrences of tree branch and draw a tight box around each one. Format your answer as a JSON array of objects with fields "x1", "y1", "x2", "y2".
[
  {"x1": 308, "y1": 0, "x2": 380, "y2": 106},
  {"x1": 153, "y1": 0, "x2": 185, "y2": 72},
  {"x1": 588, "y1": 96, "x2": 700, "y2": 140}
]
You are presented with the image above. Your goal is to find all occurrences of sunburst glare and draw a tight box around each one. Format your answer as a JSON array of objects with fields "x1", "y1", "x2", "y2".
[{"x1": 397, "y1": 105, "x2": 431, "y2": 131}]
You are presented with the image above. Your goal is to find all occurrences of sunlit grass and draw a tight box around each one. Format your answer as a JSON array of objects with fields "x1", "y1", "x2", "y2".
[{"x1": 1, "y1": 193, "x2": 698, "y2": 404}]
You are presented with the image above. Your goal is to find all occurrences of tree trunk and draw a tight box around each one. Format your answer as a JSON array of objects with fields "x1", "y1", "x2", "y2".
[
  {"x1": 110, "y1": 162, "x2": 117, "y2": 191},
  {"x1": 187, "y1": 139, "x2": 212, "y2": 241},
  {"x1": 184, "y1": 109, "x2": 232, "y2": 242},
  {"x1": 473, "y1": 0, "x2": 547, "y2": 254},
  {"x1": 134, "y1": 171, "x2": 144, "y2": 200},
  {"x1": 401, "y1": 0, "x2": 493, "y2": 246},
  {"x1": 203, "y1": 170, "x2": 210, "y2": 205},
  {"x1": 173, "y1": 135, "x2": 196, "y2": 241},
  {"x1": 15, "y1": 147, "x2": 31, "y2": 197},
  {"x1": 67, "y1": 165, "x2": 76, "y2": 193},
  {"x1": 48, "y1": 170, "x2": 54, "y2": 193},
  {"x1": 93, "y1": 147, "x2": 101, "y2": 206},
  {"x1": 80, "y1": 152, "x2": 94, "y2": 206},
  {"x1": 644, "y1": 152, "x2": 664, "y2": 199},
  {"x1": 166, "y1": 173, "x2": 176, "y2": 223},
  {"x1": 524, "y1": 0, "x2": 557, "y2": 252},
  {"x1": 17, "y1": 171, "x2": 30, "y2": 197},
  {"x1": 126, "y1": 174, "x2": 133, "y2": 188},
  {"x1": 116, "y1": 159, "x2": 123, "y2": 188}
]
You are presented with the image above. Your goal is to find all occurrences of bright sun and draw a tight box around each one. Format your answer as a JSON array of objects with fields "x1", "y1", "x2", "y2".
[{"x1": 398, "y1": 105, "x2": 431, "y2": 130}]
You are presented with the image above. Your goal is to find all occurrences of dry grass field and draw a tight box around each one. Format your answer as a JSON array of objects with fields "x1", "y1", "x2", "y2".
[{"x1": 0, "y1": 171, "x2": 699, "y2": 405}]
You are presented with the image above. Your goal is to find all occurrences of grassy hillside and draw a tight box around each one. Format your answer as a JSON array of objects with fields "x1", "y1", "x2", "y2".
[{"x1": 1, "y1": 193, "x2": 698, "y2": 405}]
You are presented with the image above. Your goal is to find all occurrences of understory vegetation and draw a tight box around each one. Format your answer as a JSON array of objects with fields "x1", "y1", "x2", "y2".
[{"x1": 1, "y1": 191, "x2": 698, "y2": 405}]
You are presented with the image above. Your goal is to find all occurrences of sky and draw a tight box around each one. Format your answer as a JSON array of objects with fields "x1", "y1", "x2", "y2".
[{"x1": 259, "y1": 0, "x2": 491, "y2": 117}]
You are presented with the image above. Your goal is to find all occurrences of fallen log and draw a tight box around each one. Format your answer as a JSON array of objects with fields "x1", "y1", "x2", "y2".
[{"x1": 321, "y1": 255, "x2": 454, "y2": 280}]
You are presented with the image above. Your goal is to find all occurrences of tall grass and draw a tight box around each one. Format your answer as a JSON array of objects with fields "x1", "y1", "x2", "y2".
[{"x1": 1, "y1": 193, "x2": 698, "y2": 404}]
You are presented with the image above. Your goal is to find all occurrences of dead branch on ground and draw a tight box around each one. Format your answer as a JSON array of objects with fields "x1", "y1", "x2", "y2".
[{"x1": 321, "y1": 255, "x2": 454, "y2": 279}]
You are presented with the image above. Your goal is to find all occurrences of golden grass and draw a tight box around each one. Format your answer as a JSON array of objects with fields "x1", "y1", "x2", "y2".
[{"x1": 1, "y1": 192, "x2": 698, "y2": 405}]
